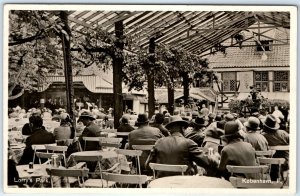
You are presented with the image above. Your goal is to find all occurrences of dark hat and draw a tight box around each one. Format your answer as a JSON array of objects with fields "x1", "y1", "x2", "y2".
[
  {"x1": 215, "y1": 115, "x2": 222, "y2": 122},
  {"x1": 244, "y1": 117, "x2": 260, "y2": 130},
  {"x1": 154, "y1": 113, "x2": 165, "y2": 124},
  {"x1": 191, "y1": 111, "x2": 199, "y2": 117},
  {"x1": 263, "y1": 114, "x2": 280, "y2": 131},
  {"x1": 225, "y1": 113, "x2": 235, "y2": 121},
  {"x1": 79, "y1": 111, "x2": 95, "y2": 120},
  {"x1": 136, "y1": 114, "x2": 149, "y2": 125},
  {"x1": 193, "y1": 116, "x2": 208, "y2": 127},
  {"x1": 165, "y1": 116, "x2": 189, "y2": 130},
  {"x1": 216, "y1": 120, "x2": 226, "y2": 130},
  {"x1": 224, "y1": 121, "x2": 240, "y2": 137},
  {"x1": 203, "y1": 127, "x2": 224, "y2": 144}
]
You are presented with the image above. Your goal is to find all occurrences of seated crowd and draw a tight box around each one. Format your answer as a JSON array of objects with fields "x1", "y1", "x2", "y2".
[{"x1": 8, "y1": 104, "x2": 290, "y2": 187}]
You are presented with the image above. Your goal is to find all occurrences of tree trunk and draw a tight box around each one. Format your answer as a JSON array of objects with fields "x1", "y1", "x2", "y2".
[
  {"x1": 167, "y1": 77, "x2": 175, "y2": 115},
  {"x1": 113, "y1": 21, "x2": 124, "y2": 128},
  {"x1": 182, "y1": 72, "x2": 190, "y2": 106},
  {"x1": 60, "y1": 11, "x2": 75, "y2": 123},
  {"x1": 8, "y1": 89, "x2": 24, "y2": 100},
  {"x1": 147, "y1": 37, "x2": 155, "y2": 119}
]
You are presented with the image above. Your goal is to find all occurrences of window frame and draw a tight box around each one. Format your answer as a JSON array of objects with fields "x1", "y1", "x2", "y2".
[
  {"x1": 222, "y1": 72, "x2": 237, "y2": 92},
  {"x1": 273, "y1": 71, "x2": 289, "y2": 92},
  {"x1": 254, "y1": 71, "x2": 269, "y2": 92}
]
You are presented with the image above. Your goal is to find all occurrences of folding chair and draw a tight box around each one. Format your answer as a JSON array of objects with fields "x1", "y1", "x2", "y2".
[
  {"x1": 32, "y1": 143, "x2": 56, "y2": 163},
  {"x1": 45, "y1": 145, "x2": 68, "y2": 166},
  {"x1": 149, "y1": 163, "x2": 188, "y2": 179},
  {"x1": 258, "y1": 157, "x2": 286, "y2": 181},
  {"x1": 102, "y1": 172, "x2": 148, "y2": 188},
  {"x1": 101, "y1": 129, "x2": 117, "y2": 133},
  {"x1": 115, "y1": 149, "x2": 142, "y2": 174},
  {"x1": 46, "y1": 168, "x2": 89, "y2": 188},
  {"x1": 35, "y1": 152, "x2": 64, "y2": 165},
  {"x1": 226, "y1": 165, "x2": 269, "y2": 180},
  {"x1": 132, "y1": 145, "x2": 154, "y2": 151},
  {"x1": 82, "y1": 137, "x2": 103, "y2": 151},
  {"x1": 269, "y1": 146, "x2": 289, "y2": 151},
  {"x1": 255, "y1": 150, "x2": 276, "y2": 157},
  {"x1": 229, "y1": 177, "x2": 284, "y2": 188},
  {"x1": 100, "y1": 138, "x2": 123, "y2": 148},
  {"x1": 71, "y1": 155, "x2": 117, "y2": 188}
]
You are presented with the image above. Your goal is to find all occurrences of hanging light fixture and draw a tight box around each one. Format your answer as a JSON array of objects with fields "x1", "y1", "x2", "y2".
[{"x1": 261, "y1": 52, "x2": 268, "y2": 61}]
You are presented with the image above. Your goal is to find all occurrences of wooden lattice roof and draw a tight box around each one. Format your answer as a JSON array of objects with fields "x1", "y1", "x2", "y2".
[{"x1": 64, "y1": 11, "x2": 290, "y2": 55}]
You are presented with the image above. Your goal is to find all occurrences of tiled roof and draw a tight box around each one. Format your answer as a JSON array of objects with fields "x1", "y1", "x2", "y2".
[{"x1": 207, "y1": 28, "x2": 290, "y2": 69}]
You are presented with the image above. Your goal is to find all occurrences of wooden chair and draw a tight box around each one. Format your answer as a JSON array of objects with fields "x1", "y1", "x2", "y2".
[
  {"x1": 116, "y1": 132, "x2": 130, "y2": 137},
  {"x1": 255, "y1": 150, "x2": 276, "y2": 157},
  {"x1": 82, "y1": 137, "x2": 103, "y2": 151},
  {"x1": 132, "y1": 145, "x2": 154, "y2": 151},
  {"x1": 100, "y1": 138, "x2": 123, "y2": 148},
  {"x1": 229, "y1": 177, "x2": 284, "y2": 188},
  {"x1": 32, "y1": 143, "x2": 56, "y2": 163},
  {"x1": 46, "y1": 168, "x2": 89, "y2": 188},
  {"x1": 35, "y1": 152, "x2": 64, "y2": 165},
  {"x1": 269, "y1": 146, "x2": 289, "y2": 151},
  {"x1": 115, "y1": 149, "x2": 142, "y2": 174},
  {"x1": 45, "y1": 145, "x2": 68, "y2": 166},
  {"x1": 149, "y1": 163, "x2": 188, "y2": 179},
  {"x1": 71, "y1": 155, "x2": 117, "y2": 188},
  {"x1": 101, "y1": 129, "x2": 117, "y2": 133},
  {"x1": 226, "y1": 165, "x2": 269, "y2": 180},
  {"x1": 257, "y1": 157, "x2": 286, "y2": 181},
  {"x1": 102, "y1": 172, "x2": 148, "y2": 188}
]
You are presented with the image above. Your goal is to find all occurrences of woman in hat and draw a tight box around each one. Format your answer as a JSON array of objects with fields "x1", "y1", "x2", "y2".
[
  {"x1": 146, "y1": 115, "x2": 219, "y2": 178},
  {"x1": 243, "y1": 117, "x2": 268, "y2": 151},
  {"x1": 262, "y1": 114, "x2": 289, "y2": 181},
  {"x1": 218, "y1": 121, "x2": 257, "y2": 180},
  {"x1": 53, "y1": 113, "x2": 75, "y2": 140}
]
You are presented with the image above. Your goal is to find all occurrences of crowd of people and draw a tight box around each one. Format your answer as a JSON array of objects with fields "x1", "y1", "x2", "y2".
[{"x1": 8, "y1": 103, "x2": 290, "y2": 186}]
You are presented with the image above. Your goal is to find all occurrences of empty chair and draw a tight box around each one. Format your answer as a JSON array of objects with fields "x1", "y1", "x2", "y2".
[
  {"x1": 102, "y1": 172, "x2": 148, "y2": 188},
  {"x1": 100, "y1": 138, "x2": 123, "y2": 148},
  {"x1": 226, "y1": 165, "x2": 269, "y2": 180},
  {"x1": 32, "y1": 143, "x2": 56, "y2": 163},
  {"x1": 149, "y1": 163, "x2": 188, "y2": 179},
  {"x1": 45, "y1": 145, "x2": 68, "y2": 166},
  {"x1": 258, "y1": 157, "x2": 286, "y2": 181},
  {"x1": 35, "y1": 152, "x2": 64, "y2": 165},
  {"x1": 229, "y1": 177, "x2": 283, "y2": 188},
  {"x1": 115, "y1": 149, "x2": 142, "y2": 174},
  {"x1": 46, "y1": 168, "x2": 89, "y2": 188}
]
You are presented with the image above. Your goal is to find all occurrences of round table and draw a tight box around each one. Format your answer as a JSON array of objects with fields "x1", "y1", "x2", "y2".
[{"x1": 148, "y1": 176, "x2": 234, "y2": 188}]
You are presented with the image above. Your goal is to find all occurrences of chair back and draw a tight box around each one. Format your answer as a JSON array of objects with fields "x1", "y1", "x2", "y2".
[
  {"x1": 102, "y1": 172, "x2": 148, "y2": 188},
  {"x1": 132, "y1": 145, "x2": 154, "y2": 151},
  {"x1": 101, "y1": 129, "x2": 117, "y2": 133},
  {"x1": 116, "y1": 149, "x2": 142, "y2": 174},
  {"x1": 82, "y1": 137, "x2": 103, "y2": 151},
  {"x1": 46, "y1": 145, "x2": 68, "y2": 152},
  {"x1": 100, "y1": 138, "x2": 123, "y2": 148},
  {"x1": 32, "y1": 143, "x2": 56, "y2": 163},
  {"x1": 255, "y1": 150, "x2": 276, "y2": 157},
  {"x1": 46, "y1": 168, "x2": 89, "y2": 187},
  {"x1": 35, "y1": 152, "x2": 64, "y2": 165},
  {"x1": 149, "y1": 163, "x2": 188, "y2": 179},
  {"x1": 229, "y1": 177, "x2": 283, "y2": 188},
  {"x1": 226, "y1": 165, "x2": 269, "y2": 179},
  {"x1": 269, "y1": 145, "x2": 289, "y2": 151},
  {"x1": 257, "y1": 157, "x2": 286, "y2": 181},
  {"x1": 72, "y1": 155, "x2": 102, "y2": 162}
]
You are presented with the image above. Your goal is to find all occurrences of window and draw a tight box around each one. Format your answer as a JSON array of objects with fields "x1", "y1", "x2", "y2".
[
  {"x1": 254, "y1": 71, "x2": 269, "y2": 92},
  {"x1": 256, "y1": 40, "x2": 273, "y2": 51},
  {"x1": 222, "y1": 72, "x2": 236, "y2": 92},
  {"x1": 274, "y1": 71, "x2": 289, "y2": 92}
]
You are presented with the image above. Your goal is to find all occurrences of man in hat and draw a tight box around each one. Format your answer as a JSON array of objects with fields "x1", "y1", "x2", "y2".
[
  {"x1": 117, "y1": 115, "x2": 135, "y2": 149},
  {"x1": 184, "y1": 116, "x2": 208, "y2": 146},
  {"x1": 128, "y1": 114, "x2": 163, "y2": 173},
  {"x1": 218, "y1": 121, "x2": 257, "y2": 180},
  {"x1": 243, "y1": 117, "x2": 268, "y2": 151},
  {"x1": 146, "y1": 116, "x2": 219, "y2": 178},
  {"x1": 202, "y1": 126, "x2": 225, "y2": 152},
  {"x1": 151, "y1": 113, "x2": 170, "y2": 137},
  {"x1": 262, "y1": 114, "x2": 289, "y2": 181},
  {"x1": 78, "y1": 111, "x2": 101, "y2": 151}
]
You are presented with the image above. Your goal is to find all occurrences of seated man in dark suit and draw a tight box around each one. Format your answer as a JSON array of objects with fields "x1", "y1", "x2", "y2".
[
  {"x1": 151, "y1": 113, "x2": 170, "y2": 137},
  {"x1": 19, "y1": 116, "x2": 55, "y2": 165},
  {"x1": 146, "y1": 116, "x2": 219, "y2": 178}
]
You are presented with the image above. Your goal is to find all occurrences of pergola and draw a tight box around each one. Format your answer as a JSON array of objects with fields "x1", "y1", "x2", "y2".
[{"x1": 50, "y1": 10, "x2": 290, "y2": 127}]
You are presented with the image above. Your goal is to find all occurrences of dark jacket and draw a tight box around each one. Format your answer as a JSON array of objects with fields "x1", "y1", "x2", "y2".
[
  {"x1": 151, "y1": 123, "x2": 170, "y2": 137},
  {"x1": 79, "y1": 122, "x2": 102, "y2": 151},
  {"x1": 218, "y1": 139, "x2": 257, "y2": 180},
  {"x1": 128, "y1": 125, "x2": 163, "y2": 172},
  {"x1": 244, "y1": 132, "x2": 269, "y2": 151},
  {"x1": 146, "y1": 132, "x2": 218, "y2": 178},
  {"x1": 184, "y1": 127, "x2": 205, "y2": 146},
  {"x1": 19, "y1": 128, "x2": 55, "y2": 165},
  {"x1": 117, "y1": 123, "x2": 135, "y2": 133}
]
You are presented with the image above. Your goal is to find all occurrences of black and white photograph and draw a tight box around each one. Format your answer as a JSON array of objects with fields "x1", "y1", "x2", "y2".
[{"x1": 3, "y1": 4, "x2": 297, "y2": 193}]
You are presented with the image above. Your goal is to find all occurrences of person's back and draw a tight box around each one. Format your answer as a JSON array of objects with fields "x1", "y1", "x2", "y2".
[
  {"x1": 53, "y1": 126, "x2": 72, "y2": 140},
  {"x1": 129, "y1": 126, "x2": 162, "y2": 148},
  {"x1": 244, "y1": 132, "x2": 268, "y2": 151}
]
